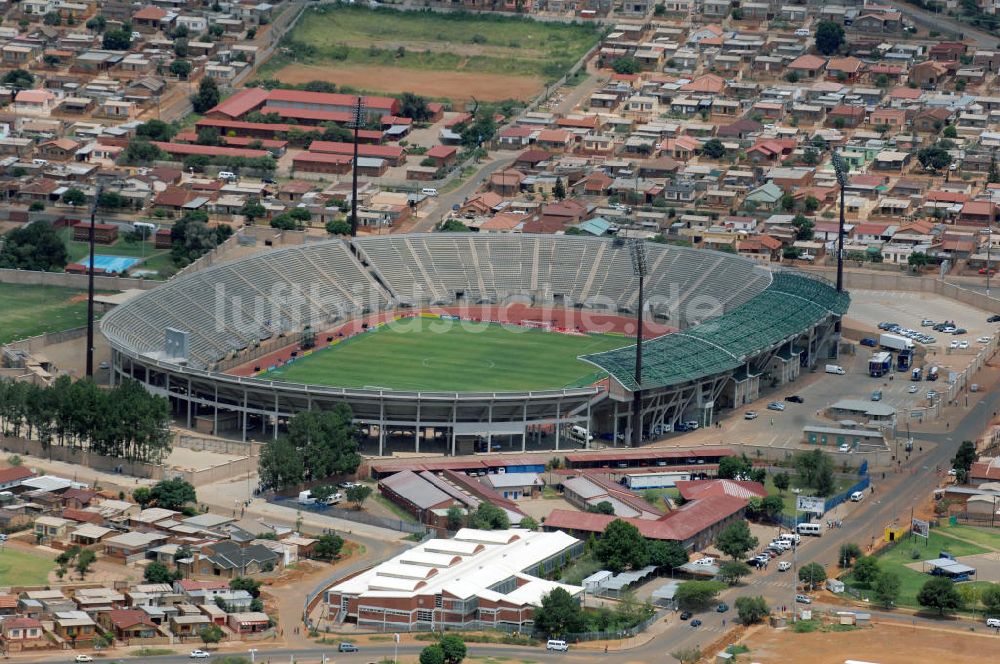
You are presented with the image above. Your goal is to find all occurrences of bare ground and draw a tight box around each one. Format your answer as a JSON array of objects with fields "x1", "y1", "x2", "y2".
[
  {"x1": 273, "y1": 63, "x2": 544, "y2": 102},
  {"x1": 740, "y1": 621, "x2": 1000, "y2": 663}
]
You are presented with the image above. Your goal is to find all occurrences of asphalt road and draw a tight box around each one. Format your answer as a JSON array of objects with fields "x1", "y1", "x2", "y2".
[
  {"x1": 413, "y1": 156, "x2": 517, "y2": 232},
  {"x1": 885, "y1": 0, "x2": 998, "y2": 48}
]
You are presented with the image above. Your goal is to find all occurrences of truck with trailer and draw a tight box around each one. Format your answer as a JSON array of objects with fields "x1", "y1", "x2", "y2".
[
  {"x1": 879, "y1": 333, "x2": 915, "y2": 352},
  {"x1": 868, "y1": 352, "x2": 892, "y2": 377},
  {"x1": 897, "y1": 347, "x2": 914, "y2": 370}
]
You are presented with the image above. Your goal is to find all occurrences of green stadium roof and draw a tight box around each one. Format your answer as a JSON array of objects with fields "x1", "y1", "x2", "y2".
[{"x1": 581, "y1": 271, "x2": 850, "y2": 391}]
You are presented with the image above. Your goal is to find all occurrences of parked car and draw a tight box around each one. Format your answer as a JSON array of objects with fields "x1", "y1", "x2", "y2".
[
  {"x1": 679, "y1": 611, "x2": 693, "y2": 620},
  {"x1": 778, "y1": 561, "x2": 792, "y2": 572},
  {"x1": 75, "y1": 657, "x2": 94, "y2": 663},
  {"x1": 920, "y1": 319, "x2": 935, "y2": 326},
  {"x1": 693, "y1": 557, "x2": 716, "y2": 566},
  {"x1": 860, "y1": 337, "x2": 877, "y2": 346},
  {"x1": 795, "y1": 594, "x2": 812, "y2": 604},
  {"x1": 959, "y1": 340, "x2": 970, "y2": 349},
  {"x1": 785, "y1": 395, "x2": 804, "y2": 403},
  {"x1": 716, "y1": 603, "x2": 729, "y2": 613},
  {"x1": 978, "y1": 336, "x2": 992, "y2": 343},
  {"x1": 338, "y1": 643, "x2": 359, "y2": 653},
  {"x1": 546, "y1": 640, "x2": 569, "y2": 651},
  {"x1": 953, "y1": 328, "x2": 968, "y2": 335},
  {"x1": 767, "y1": 402, "x2": 785, "y2": 411},
  {"x1": 690, "y1": 619, "x2": 703, "y2": 628},
  {"x1": 871, "y1": 390, "x2": 882, "y2": 401},
  {"x1": 908, "y1": 385, "x2": 919, "y2": 394},
  {"x1": 988, "y1": 315, "x2": 1000, "y2": 323},
  {"x1": 190, "y1": 652, "x2": 211, "y2": 660},
  {"x1": 744, "y1": 411, "x2": 758, "y2": 420}
]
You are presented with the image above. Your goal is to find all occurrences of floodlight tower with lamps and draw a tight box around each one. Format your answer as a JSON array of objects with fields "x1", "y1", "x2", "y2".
[
  {"x1": 831, "y1": 150, "x2": 848, "y2": 293},
  {"x1": 348, "y1": 96, "x2": 366, "y2": 237},
  {"x1": 629, "y1": 238, "x2": 647, "y2": 448},
  {"x1": 85, "y1": 182, "x2": 104, "y2": 378}
]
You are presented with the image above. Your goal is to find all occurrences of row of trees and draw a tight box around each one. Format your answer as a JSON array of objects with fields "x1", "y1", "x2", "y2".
[
  {"x1": 0, "y1": 377, "x2": 172, "y2": 464},
  {"x1": 258, "y1": 406, "x2": 362, "y2": 491},
  {"x1": 534, "y1": 586, "x2": 655, "y2": 638},
  {"x1": 591, "y1": 519, "x2": 689, "y2": 574}
]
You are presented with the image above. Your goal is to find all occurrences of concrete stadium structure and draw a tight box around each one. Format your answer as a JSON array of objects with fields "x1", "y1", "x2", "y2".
[{"x1": 101, "y1": 235, "x2": 849, "y2": 454}]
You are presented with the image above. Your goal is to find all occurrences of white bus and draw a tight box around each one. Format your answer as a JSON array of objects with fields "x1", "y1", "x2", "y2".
[{"x1": 796, "y1": 522, "x2": 823, "y2": 537}]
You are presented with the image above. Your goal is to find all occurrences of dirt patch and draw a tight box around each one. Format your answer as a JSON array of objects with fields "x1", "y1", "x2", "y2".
[
  {"x1": 741, "y1": 621, "x2": 1000, "y2": 663},
  {"x1": 273, "y1": 63, "x2": 544, "y2": 102}
]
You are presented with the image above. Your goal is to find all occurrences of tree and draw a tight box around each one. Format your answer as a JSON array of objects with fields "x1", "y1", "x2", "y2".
[
  {"x1": 648, "y1": 539, "x2": 688, "y2": 570},
  {"x1": 908, "y1": 251, "x2": 931, "y2": 270},
  {"x1": 62, "y1": 188, "x2": 87, "y2": 207},
  {"x1": 943, "y1": 124, "x2": 958, "y2": 138},
  {"x1": 773, "y1": 471, "x2": 790, "y2": 494},
  {"x1": 123, "y1": 138, "x2": 165, "y2": 164},
  {"x1": 258, "y1": 406, "x2": 360, "y2": 490},
  {"x1": 420, "y1": 645, "x2": 445, "y2": 664},
  {"x1": 674, "y1": 580, "x2": 727, "y2": 611},
  {"x1": 0, "y1": 221, "x2": 68, "y2": 272},
  {"x1": 917, "y1": 144, "x2": 952, "y2": 171},
  {"x1": 439, "y1": 634, "x2": 467, "y2": 664},
  {"x1": 802, "y1": 148, "x2": 820, "y2": 166},
  {"x1": 149, "y1": 477, "x2": 196, "y2": 511},
  {"x1": 240, "y1": 198, "x2": 266, "y2": 224},
  {"x1": 533, "y1": 587, "x2": 585, "y2": 637},
  {"x1": 760, "y1": 495, "x2": 784, "y2": 522},
  {"x1": 230, "y1": 577, "x2": 261, "y2": 598},
  {"x1": 595, "y1": 519, "x2": 649, "y2": 573},
  {"x1": 440, "y1": 218, "x2": 471, "y2": 232},
  {"x1": 553, "y1": 177, "x2": 566, "y2": 201},
  {"x1": 587, "y1": 501, "x2": 615, "y2": 515},
  {"x1": 815, "y1": 20, "x2": 845, "y2": 56},
  {"x1": 86, "y1": 15, "x2": 107, "y2": 32},
  {"x1": 701, "y1": 138, "x2": 726, "y2": 159},
  {"x1": 144, "y1": 562, "x2": 175, "y2": 584},
  {"x1": 325, "y1": 218, "x2": 352, "y2": 235},
  {"x1": 170, "y1": 59, "x2": 192, "y2": 79},
  {"x1": 43, "y1": 12, "x2": 61, "y2": 26},
  {"x1": 793, "y1": 449, "x2": 836, "y2": 496},
  {"x1": 671, "y1": 647, "x2": 702, "y2": 664},
  {"x1": 715, "y1": 520, "x2": 759, "y2": 560},
  {"x1": 839, "y1": 542, "x2": 862, "y2": 568},
  {"x1": 798, "y1": 562, "x2": 827, "y2": 591},
  {"x1": 952, "y1": 440, "x2": 978, "y2": 483},
  {"x1": 853, "y1": 555, "x2": 881, "y2": 585},
  {"x1": 873, "y1": 571, "x2": 901, "y2": 609},
  {"x1": 456, "y1": 109, "x2": 497, "y2": 149},
  {"x1": 399, "y1": 92, "x2": 433, "y2": 122},
  {"x1": 611, "y1": 56, "x2": 640, "y2": 74},
  {"x1": 734, "y1": 596, "x2": 770, "y2": 625},
  {"x1": 102, "y1": 29, "x2": 132, "y2": 50},
  {"x1": 313, "y1": 533, "x2": 344, "y2": 560},
  {"x1": 2, "y1": 69, "x2": 34, "y2": 90},
  {"x1": 446, "y1": 505, "x2": 465, "y2": 531},
  {"x1": 174, "y1": 38, "x2": 190, "y2": 58},
  {"x1": 718, "y1": 560, "x2": 752, "y2": 585},
  {"x1": 192, "y1": 77, "x2": 221, "y2": 113},
  {"x1": 131, "y1": 486, "x2": 153, "y2": 507},
  {"x1": 917, "y1": 576, "x2": 963, "y2": 615},
  {"x1": 468, "y1": 502, "x2": 510, "y2": 530},
  {"x1": 804, "y1": 195, "x2": 820, "y2": 213},
  {"x1": 75, "y1": 549, "x2": 96, "y2": 578},
  {"x1": 199, "y1": 624, "x2": 224, "y2": 647},
  {"x1": 520, "y1": 516, "x2": 539, "y2": 531},
  {"x1": 258, "y1": 435, "x2": 304, "y2": 490},
  {"x1": 346, "y1": 484, "x2": 372, "y2": 508},
  {"x1": 780, "y1": 193, "x2": 795, "y2": 212},
  {"x1": 792, "y1": 213, "x2": 815, "y2": 241},
  {"x1": 718, "y1": 454, "x2": 753, "y2": 479}
]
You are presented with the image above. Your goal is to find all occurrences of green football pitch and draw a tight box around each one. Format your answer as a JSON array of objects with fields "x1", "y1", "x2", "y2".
[
  {"x1": 265, "y1": 320, "x2": 632, "y2": 392},
  {"x1": 0, "y1": 284, "x2": 94, "y2": 345}
]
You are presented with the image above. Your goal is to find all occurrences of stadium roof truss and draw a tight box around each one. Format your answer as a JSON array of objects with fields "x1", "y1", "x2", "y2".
[{"x1": 581, "y1": 271, "x2": 850, "y2": 392}]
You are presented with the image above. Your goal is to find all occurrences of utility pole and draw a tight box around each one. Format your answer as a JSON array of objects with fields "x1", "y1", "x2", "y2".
[
  {"x1": 349, "y1": 96, "x2": 365, "y2": 237},
  {"x1": 86, "y1": 182, "x2": 103, "y2": 378},
  {"x1": 832, "y1": 150, "x2": 848, "y2": 293},
  {"x1": 629, "y1": 238, "x2": 647, "y2": 448}
]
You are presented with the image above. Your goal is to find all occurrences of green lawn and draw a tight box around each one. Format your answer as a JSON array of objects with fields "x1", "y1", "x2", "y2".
[
  {"x1": 843, "y1": 529, "x2": 989, "y2": 609},
  {"x1": 58, "y1": 227, "x2": 173, "y2": 279},
  {"x1": 938, "y1": 523, "x2": 1000, "y2": 550},
  {"x1": 265, "y1": 5, "x2": 601, "y2": 81},
  {"x1": 764, "y1": 475, "x2": 859, "y2": 517},
  {"x1": 0, "y1": 547, "x2": 55, "y2": 586},
  {"x1": 0, "y1": 284, "x2": 98, "y2": 344},
  {"x1": 265, "y1": 320, "x2": 629, "y2": 392}
]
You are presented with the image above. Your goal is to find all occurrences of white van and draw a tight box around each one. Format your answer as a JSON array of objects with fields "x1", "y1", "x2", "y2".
[
  {"x1": 850, "y1": 490, "x2": 865, "y2": 502},
  {"x1": 421, "y1": 187, "x2": 439, "y2": 197},
  {"x1": 779, "y1": 533, "x2": 801, "y2": 545},
  {"x1": 825, "y1": 364, "x2": 846, "y2": 375},
  {"x1": 218, "y1": 171, "x2": 237, "y2": 181},
  {"x1": 546, "y1": 639, "x2": 569, "y2": 651},
  {"x1": 297, "y1": 490, "x2": 316, "y2": 505},
  {"x1": 987, "y1": 618, "x2": 1000, "y2": 628},
  {"x1": 796, "y1": 522, "x2": 823, "y2": 536},
  {"x1": 569, "y1": 425, "x2": 593, "y2": 442}
]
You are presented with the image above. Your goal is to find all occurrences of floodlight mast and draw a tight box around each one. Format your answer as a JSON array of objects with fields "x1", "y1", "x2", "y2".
[
  {"x1": 629, "y1": 238, "x2": 647, "y2": 448},
  {"x1": 832, "y1": 151, "x2": 848, "y2": 293},
  {"x1": 349, "y1": 97, "x2": 365, "y2": 237}
]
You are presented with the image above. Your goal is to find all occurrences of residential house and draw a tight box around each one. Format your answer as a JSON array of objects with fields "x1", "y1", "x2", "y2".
[
  {"x1": 913, "y1": 107, "x2": 953, "y2": 133},
  {"x1": 1, "y1": 617, "x2": 44, "y2": 650},
  {"x1": 826, "y1": 57, "x2": 864, "y2": 83},
  {"x1": 909, "y1": 61, "x2": 951, "y2": 89},
  {"x1": 193, "y1": 541, "x2": 281, "y2": 578},
  {"x1": 103, "y1": 531, "x2": 169, "y2": 559},
  {"x1": 826, "y1": 105, "x2": 866, "y2": 129},
  {"x1": 227, "y1": 611, "x2": 270, "y2": 635},
  {"x1": 34, "y1": 516, "x2": 72, "y2": 543},
  {"x1": 787, "y1": 54, "x2": 827, "y2": 80},
  {"x1": 52, "y1": 611, "x2": 96, "y2": 644},
  {"x1": 99, "y1": 609, "x2": 160, "y2": 643},
  {"x1": 0, "y1": 467, "x2": 35, "y2": 491}
]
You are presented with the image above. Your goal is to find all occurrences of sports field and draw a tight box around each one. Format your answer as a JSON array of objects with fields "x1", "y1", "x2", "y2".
[
  {"x1": 0, "y1": 284, "x2": 96, "y2": 345},
  {"x1": 265, "y1": 321, "x2": 630, "y2": 392},
  {"x1": 263, "y1": 6, "x2": 600, "y2": 100}
]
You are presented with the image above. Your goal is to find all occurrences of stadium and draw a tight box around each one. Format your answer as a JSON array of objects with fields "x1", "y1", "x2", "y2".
[{"x1": 100, "y1": 234, "x2": 849, "y2": 455}]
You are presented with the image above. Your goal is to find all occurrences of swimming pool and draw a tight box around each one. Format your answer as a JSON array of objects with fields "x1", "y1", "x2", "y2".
[{"x1": 77, "y1": 255, "x2": 141, "y2": 273}]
